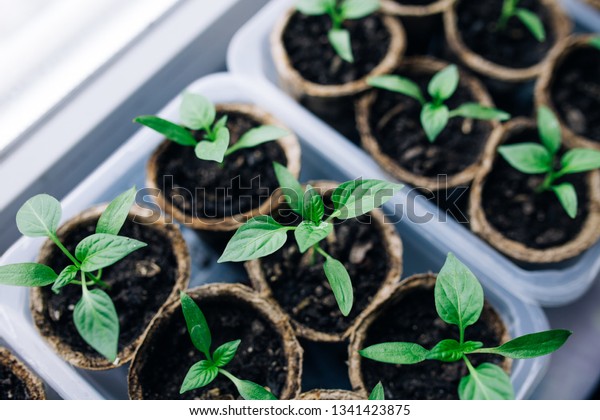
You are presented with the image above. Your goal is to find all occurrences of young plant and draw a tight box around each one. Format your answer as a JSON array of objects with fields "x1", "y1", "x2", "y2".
[
  {"x1": 134, "y1": 93, "x2": 289, "y2": 164},
  {"x1": 0, "y1": 187, "x2": 145, "y2": 362},
  {"x1": 368, "y1": 382, "x2": 385, "y2": 400},
  {"x1": 218, "y1": 163, "x2": 403, "y2": 316},
  {"x1": 359, "y1": 253, "x2": 571, "y2": 400},
  {"x1": 296, "y1": 0, "x2": 380, "y2": 63},
  {"x1": 497, "y1": 0, "x2": 546, "y2": 42},
  {"x1": 368, "y1": 65, "x2": 510, "y2": 142},
  {"x1": 179, "y1": 292, "x2": 277, "y2": 400},
  {"x1": 498, "y1": 106, "x2": 600, "y2": 218},
  {"x1": 590, "y1": 36, "x2": 600, "y2": 50}
]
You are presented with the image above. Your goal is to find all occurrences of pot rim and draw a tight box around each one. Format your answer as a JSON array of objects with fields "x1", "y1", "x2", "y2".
[
  {"x1": 297, "y1": 389, "x2": 365, "y2": 400},
  {"x1": 381, "y1": 0, "x2": 455, "y2": 17},
  {"x1": 0, "y1": 347, "x2": 46, "y2": 400}
]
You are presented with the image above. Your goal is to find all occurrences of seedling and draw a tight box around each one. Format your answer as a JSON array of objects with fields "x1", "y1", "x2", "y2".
[
  {"x1": 498, "y1": 106, "x2": 600, "y2": 218},
  {"x1": 369, "y1": 382, "x2": 385, "y2": 400},
  {"x1": 0, "y1": 187, "x2": 146, "y2": 362},
  {"x1": 179, "y1": 292, "x2": 277, "y2": 400},
  {"x1": 296, "y1": 0, "x2": 380, "y2": 63},
  {"x1": 368, "y1": 65, "x2": 510, "y2": 142},
  {"x1": 134, "y1": 93, "x2": 289, "y2": 164},
  {"x1": 497, "y1": 0, "x2": 546, "y2": 42},
  {"x1": 359, "y1": 253, "x2": 571, "y2": 400},
  {"x1": 218, "y1": 163, "x2": 403, "y2": 316},
  {"x1": 590, "y1": 36, "x2": 600, "y2": 50}
]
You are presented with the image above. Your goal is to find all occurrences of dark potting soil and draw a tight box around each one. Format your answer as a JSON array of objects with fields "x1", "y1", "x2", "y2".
[
  {"x1": 137, "y1": 296, "x2": 288, "y2": 400},
  {"x1": 0, "y1": 363, "x2": 29, "y2": 399},
  {"x1": 369, "y1": 70, "x2": 492, "y2": 179},
  {"x1": 361, "y1": 285, "x2": 506, "y2": 399},
  {"x1": 550, "y1": 47, "x2": 600, "y2": 143},
  {"x1": 456, "y1": 0, "x2": 556, "y2": 68},
  {"x1": 261, "y1": 192, "x2": 390, "y2": 334},
  {"x1": 482, "y1": 128, "x2": 589, "y2": 249},
  {"x1": 282, "y1": 12, "x2": 391, "y2": 85},
  {"x1": 38, "y1": 217, "x2": 179, "y2": 358},
  {"x1": 155, "y1": 112, "x2": 287, "y2": 219}
]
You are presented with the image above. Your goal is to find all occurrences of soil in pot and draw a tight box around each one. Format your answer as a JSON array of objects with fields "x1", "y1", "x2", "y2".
[
  {"x1": 481, "y1": 127, "x2": 589, "y2": 249},
  {"x1": 359, "y1": 281, "x2": 506, "y2": 399},
  {"x1": 0, "y1": 363, "x2": 29, "y2": 400},
  {"x1": 455, "y1": 0, "x2": 557, "y2": 69},
  {"x1": 0, "y1": 348, "x2": 45, "y2": 400}
]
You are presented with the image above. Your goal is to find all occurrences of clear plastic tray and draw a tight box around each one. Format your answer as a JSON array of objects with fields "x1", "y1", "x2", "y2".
[
  {"x1": 226, "y1": 0, "x2": 600, "y2": 307},
  {"x1": 0, "y1": 73, "x2": 550, "y2": 399}
]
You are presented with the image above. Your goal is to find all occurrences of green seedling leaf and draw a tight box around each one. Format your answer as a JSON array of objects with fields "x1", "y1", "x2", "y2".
[
  {"x1": 75, "y1": 234, "x2": 147, "y2": 273},
  {"x1": 296, "y1": 0, "x2": 331, "y2": 15},
  {"x1": 328, "y1": 28, "x2": 354, "y2": 63},
  {"x1": 560, "y1": 148, "x2": 600, "y2": 174},
  {"x1": 303, "y1": 185, "x2": 325, "y2": 224},
  {"x1": 16, "y1": 194, "x2": 61, "y2": 238},
  {"x1": 478, "y1": 330, "x2": 571, "y2": 359},
  {"x1": 537, "y1": 106, "x2": 561, "y2": 154},
  {"x1": 218, "y1": 216, "x2": 290, "y2": 262},
  {"x1": 180, "y1": 360, "x2": 218, "y2": 394},
  {"x1": 134, "y1": 116, "x2": 197, "y2": 146},
  {"x1": 179, "y1": 92, "x2": 216, "y2": 130},
  {"x1": 368, "y1": 75, "x2": 426, "y2": 105},
  {"x1": 449, "y1": 103, "x2": 511, "y2": 121},
  {"x1": 462, "y1": 341, "x2": 484, "y2": 353},
  {"x1": 226, "y1": 125, "x2": 289, "y2": 157},
  {"x1": 553, "y1": 183, "x2": 578, "y2": 219},
  {"x1": 323, "y1": 256, "x2": 353, "y2": 316},
  {"x1": 273, "y1": 162, "x2": 304, "y2": 216},
  {"x1": 459, "y1": 363, "x2": 514, "y2": 400},
  {"x1": 0, "y1": 263, "x2": 57, "y2": 287},
  {"x1": 342, "y1": 0, "x2": 380, "y2": 20},
  {"x1": 221, "y1": 370, "x2": 278, "y2": 400},
  {"x1": 195, "y1": 126, "x2": 230, "y2": 163},
  {"x1": 421, "y1": 103, "x2": 449, "y2": 142},
  {"x1": 52, "y1": 265, "x2": 79, "y2": 294},
  {"x1": 74, "y1": 288, "x2": 119, "y2": 362},
  {"x1": 96, "y1": 187, "x2": 136, "y2": 235},
  {"x1": 589, "y1": 36, "x2": 600, "y2": 50},
  {"x1": 332, "y1": 179, "x2": 403, "y2": 219},
  {"x1": 498, "y1": 143, "x2": 553, "y2": 174},
  {"x1": 180, "y1": 292, "x2": 212, "y2": 358},
  {"x1": 515, "y1": 8, "x2": 546, "y2": 42},
  {"x1": 213, "y1": 340, "x2": 241, "y2": 367},
  {"x1": 359, "y1": 342, "x2": 429, "y2": 364},
  {"x1": 294, "y1": 221, "x2": 333, "y2": 253},
  {"x1": 214, "y1": 115, "x2": 228, "y2": 132},
  {"x1": 368, "y1": 382, "x2": 385, "y2": 400},
  {"x1": 427, "y1": 339, "x2": 464, "y2": 362},
  {"x1": 428, "y1": 65, "x2": 459, "y2": 102}
]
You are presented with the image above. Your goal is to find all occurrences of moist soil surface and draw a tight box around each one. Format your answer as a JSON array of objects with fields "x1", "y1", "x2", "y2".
[
  {"x1": 482, "y1": 128, "x2": 589, "y2": 249},
  {"x1": 260, "y1": 193, "x2": 390, "y2": 334},
  {"x1": 456, "y1": 0, "x2": 556, "y2": 68},
  {"x1": 361, "y1": 285, "x2": 506, "y2": 399},
  {"x1": 283, "y1": 12, "x2": 391, "y2": 85},
  {"x1": 0, "y1": 363, "x2": 29, "y2": 399},
  {"x1": 137, "y1": 296, "x2": 288, "y2": 400},
  {"x1": 369, "y1": 70, "x2": 492, "y2": 179},
  {"x1": 156, "y1": 111, "x2": 287, "y2": 219},
  {"x1": 38, "y1": 217, "x2": 179, "y2": 358},
  {"x1": 550, "y1": 47, "x2": 600, "y2": 143}
]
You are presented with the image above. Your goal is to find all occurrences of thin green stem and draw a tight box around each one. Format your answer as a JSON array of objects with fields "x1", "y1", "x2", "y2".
[
  {"x1": 536, "y1": 170, "x2": 561, "y2": 193},
  {"x1": 463, "y1": 355, "x2": 476, "y2": 374},
  {"x1": 81, "y1": 271, "x2": 88, "y2": 293},
  {"x1": 315, "y1": 244, "x2": 331, "y2": 260},
  {"x1": 218, "y1": 368, "x2": 237, "y2": 383},
  {"x1": 71, "y1": 280, "x2": 95, "y2": 287},
  {"x1": 86, "y1": 272, "x2": 111, "y2": 290},
  {"x1": 326, "y1": 210, "x2": 341, "y2": 223},
  {"x1": 460, "y1": 328, "x2": 465, "y2": 345},
  {"x1": 49, "y1": 234, "x2": 80, "y2": 269}
]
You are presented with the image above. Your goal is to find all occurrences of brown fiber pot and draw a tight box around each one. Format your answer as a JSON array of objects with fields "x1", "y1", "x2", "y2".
[
  {"x1": 444, "y1": 0, "x2": 571, "y2": 83},
  {"x1": 128, "y1": 283, "x2": 303, "y2": 400},
  {"x1": 357, "y1": 56, "x2": 499, "y2": 191},
  {"x1": 470, "y1": 118, "x2": 600, "y2": 264},
  {"x1": 535, "y1": 34, "x2": 600, "y2": 151},
  {"x1": 297, "y1": 389, "x2": 365, "y2": 400},
  {"x1": 271, "y1": 7, "x2": 406, "y2": 119},
  {"x1": 584, "y1": 0, "x2": 600, "y2": 9},
  {"x1": 0, "y1": 348, "x2": 46, "y2": 400},
  {"x1": 147, "y1": 104, "x2": 301, "y2": 233},
  {"x1": 348, "y1": 274, "x2": 511, "y2": 399},
  {"x1": 31, "y1": 205, "x2": 191, "y2": 370},
  {"x1": 245, "y1": 181, "x2": 403, "y2": 343}
]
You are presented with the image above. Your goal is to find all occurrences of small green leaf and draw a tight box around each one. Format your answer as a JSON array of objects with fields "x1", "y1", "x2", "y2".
[
  {"x1": 498, "y1": 143, "x2": 553, "y2": 174},
  {"x1": 459, "y1": 363, "x2": 514, "y2": 400},
  {"x1": 226, "y1": 125, "x2": 289, "y2": 156},
  {"x1": 449, "y1": 103, "x2": 510, "y2": 121},
  {"x1": 213, "y1": 340, "x2": 241, "y2": 367},
  {"x1": 214, "y1": 115, "x2": 228, "y2": 132},
  {"x1": 427, "y1": 339, "x2": 464, "y2": 362},
  {"x1": 180, "y1": 360, "x2": 218, "y2": 394},
  {"x1": 553, "y1": 183, "x2": 578, "y2": 219},
  {"x1": 367, "y1": 75, "x2": 426, "y2": 105},
  {"x1": 75, "y1": 234, "x2": 146, "y2": 273},
  {"x1": 195, "y1": 126, "x2": 230, "y2": 163},
  {"x1": 478, "y1": 330, "x2": 571, "y2": 359},
  {"x1": 221, "y1": 370, "x2": 277, "y2": 400},
  {"x1": 74, "y1": 288, "x2": 119, "y2": 362},
  {"x1": 134, "y1": 116, "x2": 197, "y2": 146},
  {"x1": 323, "y1": 257, "x2": 353, "y2": 316},
  {"x1": 421, "y1": 103, "x2": 449, "y2": 142},
  {"x1": 273, "y1": 162, "x2": 304, "y2": 216},
  {"x1": 294, "y1": 221, "x2": 333, "y2": 253},
  {"x1": 462, "y1": 341, "x2": 484, "y2": 353},
  {"x1": 303, "y1": 185, "x2": 325, "y2": 224},
  {"x1": 328, "y1": 28, "x2": 354, "y2": 63},
  {"x1": 342, "y1": 0, "x2": 380, "y2": 20},
  {"x1": 435, "y1": 253, "x2": 484, "y2": 335},
  {"x1": 180, "y1": 292, "x2": 212, "y2": 358},
  {"x1": 219, "y1": 216, "x2": 290, "y2": 263},
  {"x1": 332, "y1": 179, "x2": 403, "y2": 219},
  {"x1": 560, "y1": 148, "x2": 600, "y2": 174},
  {"x1": 296, "y1": 0, "x2": 330, "y2": 15},
  {"x1": 515, "y1": 8, "x2": 546, "y2": 42},
  {"x1": 179, "y1": 92, "x2": 216, "y2": 130},
  {"x1": 589, "y1": 36, "x2": 600, "y2": 50},
  {"x1": 359, "y1": 342, "x2": 429, "y2": 364},
  {"x1": 428, "y1": 65, "x2": 459, "y2": 102},
  {"x1": 368, "y1": 382, "x2": 385, "y2": 400},
  {"x1": 0, "y1": 263, "x2": 57, "y2": 287},
  {"x1": 16, "y1": 194, "x2": 62, "y2": 238},
  {"x1": 52, "y1": 265, "x2": 79, "y2": 294},
  {"x1": 96, "y1": 187, "x2": 136, "y2": 235},
  {"x1": 537, "y1": 106, "x2": 561, "y2": 154}
]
